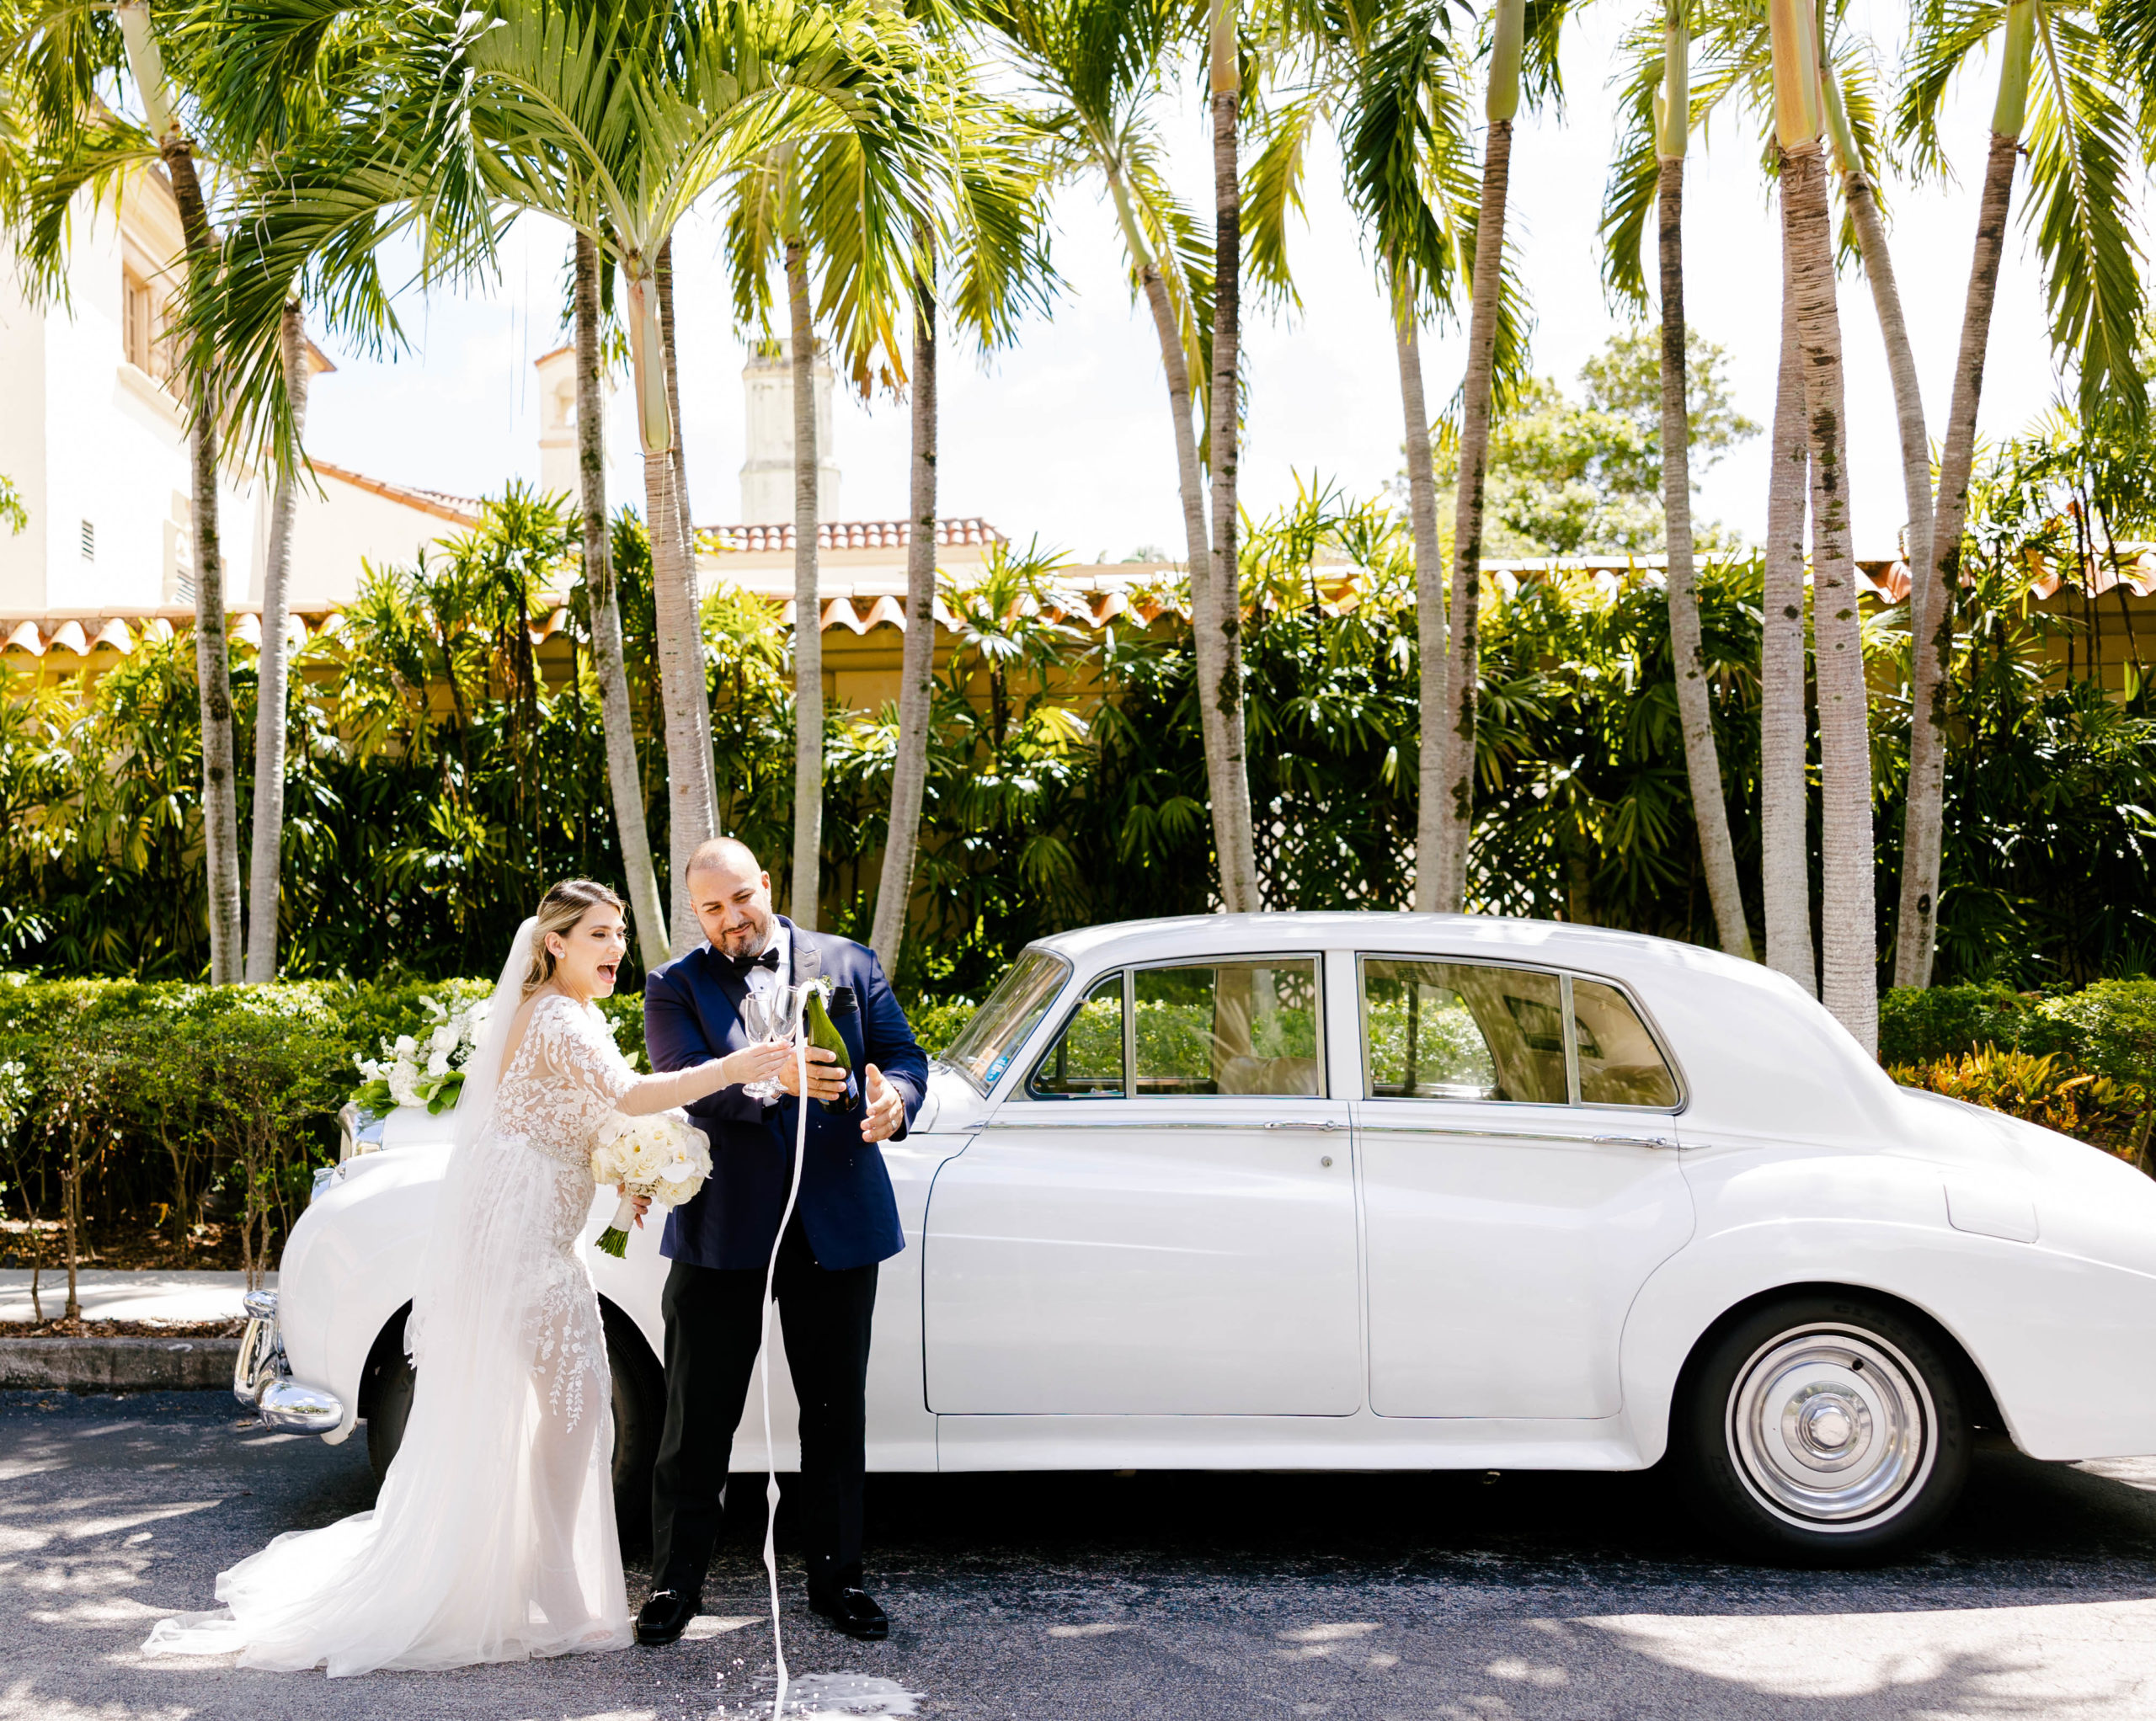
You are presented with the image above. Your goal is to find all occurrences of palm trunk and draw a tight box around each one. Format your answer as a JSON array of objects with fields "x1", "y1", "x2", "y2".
[
  {"x1": 871, "y1": 274, "x2": 937, "y2": 973},
  {"x1": 787, "y1": 242, "x2": 823, "y2": 931},
  {"x1": 1657, "y1": 157, "x2": 1752, "y2": 960},
  {"x1": 1394, "y1": 275, "x2": 1447, "y2": 914},
  {"x1": 1816, "y1": 83, "x2": 1940, "y2": 992},
  {"x1": 627, "y1": 258, "x2": 717, "y2": 951},
  {"x1": 243, "y1": 301, "x2": 307, "y2": 983},
  {"x1": 167, "y1": 147, "x2": 242, "y2": 984},
  {"x1": 1761, "y1": 253, "x2": 1816, "y2": 995},
  {"x1": 1205, "y1": 2, "x2": 1260, "y2": 912},
  {"x1": 1783, "y1": 139, "x2": 1874, "y2": 1052},
  {"x1": 577, "y1": 234, "x2": 669, "y2": 970},
  {"x1": 1903, "y1": 132, "x2": 2019, "y2": 989},
  {"x1": 1435, "y1": 113, "x2": 1515, "y2": 911},
  {"x1": 118, "y1": 3, "x2": 240, "y2": 982},
  {"x1": 657, "y1": 237, "x2": 696, "y2": 573},
  {"x1": 1104, "y1": 163, "x2": 1235, "y2": 905}
]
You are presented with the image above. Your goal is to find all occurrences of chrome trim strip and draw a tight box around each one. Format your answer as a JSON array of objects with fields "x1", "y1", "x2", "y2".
[
  {"x1": 976, "y1": 1116, "x2": 1349, "y2": 1132},
  {"x1": 1355, "y1": 1122, "x2": 1678, "y2": 1149}
]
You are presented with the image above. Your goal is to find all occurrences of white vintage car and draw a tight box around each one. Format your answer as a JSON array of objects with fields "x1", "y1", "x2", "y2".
[{"x1": 237, "y1": 914, "x2": 2156, "y2": 1560}]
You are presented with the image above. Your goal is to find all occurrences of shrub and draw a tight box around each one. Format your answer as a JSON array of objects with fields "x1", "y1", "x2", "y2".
[{"x1": 1886, "y1": 1046, "x2": 2154, "y2": 1165}]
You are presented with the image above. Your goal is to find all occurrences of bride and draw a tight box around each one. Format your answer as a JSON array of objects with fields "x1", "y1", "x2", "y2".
[{"x1": 145, "y1": 879, "x2": 789, "y2": 1676}]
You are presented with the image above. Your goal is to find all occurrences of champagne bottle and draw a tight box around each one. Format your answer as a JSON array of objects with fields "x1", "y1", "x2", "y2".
[{"x1": 801, "y1": 984, "x2": 855, "y2": 1116}]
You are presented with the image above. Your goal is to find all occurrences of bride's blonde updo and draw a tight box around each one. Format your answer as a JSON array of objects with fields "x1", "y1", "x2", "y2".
[{"x1": 521, "y1": 878, "x2": 626, "y2": 999}]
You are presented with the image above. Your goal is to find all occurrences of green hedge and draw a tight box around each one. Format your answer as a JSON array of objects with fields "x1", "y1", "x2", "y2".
[
  {"x1": 1881, "y1": 981, "x2": 2156, "y2": 1084},
  {"x1": 0, "y1": 972, "x2": 979, "y2": 1271}
]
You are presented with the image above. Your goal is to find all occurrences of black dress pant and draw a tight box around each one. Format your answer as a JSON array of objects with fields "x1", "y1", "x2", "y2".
[{"x1": 649, "y1": 1212, "x2": 878, "y2": 1598}]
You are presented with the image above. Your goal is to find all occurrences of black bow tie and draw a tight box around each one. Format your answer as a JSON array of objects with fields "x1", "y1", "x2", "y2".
[{"x1": 724, "y1": 944, "x2": 781, "y2": 981}]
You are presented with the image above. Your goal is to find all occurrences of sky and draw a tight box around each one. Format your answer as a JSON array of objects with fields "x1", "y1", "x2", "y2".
[{"x1": 301, "y1": 3, "x2": 2079, "y2": 566}]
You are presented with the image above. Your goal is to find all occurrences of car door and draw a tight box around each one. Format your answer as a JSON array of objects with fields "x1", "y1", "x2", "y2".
[
  {"x1": 1352, "y1": 956, "x2": 1694, "y2": 1419},
  {"x1": 923, "y1": 954, "x2": 1361, "y2": 1415}
]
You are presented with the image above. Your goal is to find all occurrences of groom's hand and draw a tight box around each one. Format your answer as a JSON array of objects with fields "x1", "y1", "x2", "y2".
[
  {"x1": 861, "y1": 1064, "x2": 905, "y2": 1143},
  {"x1": 775, "y1": 1043, "x2": 848, "y2": 1106}
]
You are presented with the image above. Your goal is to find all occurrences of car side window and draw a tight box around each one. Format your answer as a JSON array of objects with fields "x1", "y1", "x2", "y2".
[
  {"x1": 1361, "y1": 960, "x2": 1568, "y2": 1104},
  {"x1": 1572, "y1": 978, "x2": 1680, "y2": 1107},
  {"x1": 1027, "y1": 972, "x2": 1126, "y2": 1099},
  {"x1": 1134, "y1": 960, "x2": 1323, "y2": 1097}
]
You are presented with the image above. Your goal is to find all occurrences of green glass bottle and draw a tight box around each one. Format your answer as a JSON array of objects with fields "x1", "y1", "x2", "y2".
[{"x1": 802, "y1": 985, "x2": 855, "y2": 1116}]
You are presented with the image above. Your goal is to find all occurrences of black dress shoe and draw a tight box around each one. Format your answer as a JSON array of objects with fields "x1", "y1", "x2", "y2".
[
  {"x1": 636, "y1": 1588, "x2": 702, "y2": 1646},
  {"x1": 808, "y1": 1585, "x2": 889, "y2": 1641}
]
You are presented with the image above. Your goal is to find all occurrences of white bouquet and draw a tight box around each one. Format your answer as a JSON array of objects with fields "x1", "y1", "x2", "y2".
[
  {"x1": 590, "y1": 1111, "x2": 710, "y2": 1259},
  {"x1": 352, "y1": 994, "x2": 492, "y2": 1116}
]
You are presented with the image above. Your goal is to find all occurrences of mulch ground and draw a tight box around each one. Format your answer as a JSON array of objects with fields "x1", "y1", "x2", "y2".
[
  {"x1": 0, "y1": 1217, "x2": 248, "y2": 1273},
  {"x1": 2, "y1": 1317, "x2": 245, "y2": 1338}
]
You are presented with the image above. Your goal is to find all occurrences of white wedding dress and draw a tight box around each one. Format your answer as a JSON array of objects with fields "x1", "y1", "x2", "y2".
[{"x1": 146, "y1": 924, "x2": 704, "y2": 1677}]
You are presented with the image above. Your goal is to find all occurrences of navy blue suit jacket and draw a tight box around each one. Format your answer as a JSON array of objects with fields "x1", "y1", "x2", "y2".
[{"x1": 645, "y1": 920, "x2": 925, "y2": 1272}]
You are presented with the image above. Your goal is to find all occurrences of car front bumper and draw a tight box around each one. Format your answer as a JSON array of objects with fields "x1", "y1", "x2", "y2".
[{"x1": 234, "y1": 1289, "x2": 344, "y2": 1434}]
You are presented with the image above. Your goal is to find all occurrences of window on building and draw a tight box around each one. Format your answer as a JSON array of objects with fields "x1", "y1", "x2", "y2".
[
  {"x1": 79, "y1": 519, "x2": 94, "y2": 562},
  {"x1": 123, "y1": 268, "x2": 171, "y2": 381}
]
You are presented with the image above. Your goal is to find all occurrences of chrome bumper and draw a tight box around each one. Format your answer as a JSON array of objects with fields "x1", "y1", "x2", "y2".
[{"x1": 234, "y1": 1289, "x2": 344, "y2": 1434}]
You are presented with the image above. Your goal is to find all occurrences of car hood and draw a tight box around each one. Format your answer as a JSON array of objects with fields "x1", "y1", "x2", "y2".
[{"x1": 1896, "y1": 1085, "x2": 2156, "y2": 1274}]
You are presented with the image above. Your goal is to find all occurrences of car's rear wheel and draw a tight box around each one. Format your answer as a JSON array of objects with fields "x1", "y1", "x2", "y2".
[
  {"x1": 361, "y1": 1302, "x2": 664, "y2": 1552},
  {"x1": 1675, "y1": 1292, "x2": 1972, "y2": 1563}
]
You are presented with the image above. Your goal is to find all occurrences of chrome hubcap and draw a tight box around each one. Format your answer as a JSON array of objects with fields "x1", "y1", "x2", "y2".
[{"x1": 1728, "y1": 1326, "x2": 1935, "y2": 1528}]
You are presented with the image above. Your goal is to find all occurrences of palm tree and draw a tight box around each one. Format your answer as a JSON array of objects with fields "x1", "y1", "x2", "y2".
[
  {"x1": 1759, "y1": 238, "x2": 1815, "y2": 994},
  {"x1": 5, "y1": 0, "x2": 243, "y2": 979},
  {"x1": 1892, "y1": 0, "x2": 2147, "y2": 988},
  {"x1": 868, "y1": 104, "x2": 1055, "y2": 976},
  {"x1": 197, "y1": 0, "x2": 941, "y2": 953},
  {"x1": 974, "y1": 0, "x2": 1260, "y2": 912},
  {"x1": 1205, "y1": 0, "x2": 1260, "y2": 910},
  {"x1": 573, "y1": 232, "x2": 670, "y2": 969},
  {"x1": 1430, "y1": 0, "x2": 1527, "y2": 913},
  {"x1": 1648, "y1": 0, "x2": 1752, "y2": 960},
  {"x1": 1246, "y1": 0, "x2": 1515, "y2": 918},
  {"x1": 1769, "y1": 0, "x2": 1871, "y2": 1049}
]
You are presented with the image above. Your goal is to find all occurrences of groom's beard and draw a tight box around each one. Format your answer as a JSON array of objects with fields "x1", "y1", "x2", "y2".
[{"x1": 713, "y1": 913, "x2": 771, "y2": 962}]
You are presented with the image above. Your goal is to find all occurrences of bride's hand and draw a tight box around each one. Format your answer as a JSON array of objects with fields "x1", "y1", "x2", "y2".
[
  {"x1": 615, "y1": 1183, "x2": 652, "y2": 1228},
  {"x1": 719, "y1": 1040, "x2": 794, "y2": 1089}
]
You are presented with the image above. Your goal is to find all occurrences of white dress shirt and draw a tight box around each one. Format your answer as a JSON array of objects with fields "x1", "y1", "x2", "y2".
[{"x1": 739, "y1": 920, "x2": 793, "y2": 1015}]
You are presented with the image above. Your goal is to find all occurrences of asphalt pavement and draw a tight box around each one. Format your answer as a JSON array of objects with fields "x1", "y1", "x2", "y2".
[{"x1": 6, "y1": 1388, "x2": 2156, "y2": 1719}]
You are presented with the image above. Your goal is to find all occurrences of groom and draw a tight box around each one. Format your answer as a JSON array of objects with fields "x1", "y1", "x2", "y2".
[{"x1": 638, "y1": 836, "x2": 926, "y2": 1644}]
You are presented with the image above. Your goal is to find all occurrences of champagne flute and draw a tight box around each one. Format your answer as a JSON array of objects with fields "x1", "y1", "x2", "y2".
[{"x1": 743, "y1": 983, "x2": 801, "y2": 1102}]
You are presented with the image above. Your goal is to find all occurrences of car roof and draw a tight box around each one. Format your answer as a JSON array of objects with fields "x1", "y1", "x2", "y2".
[{"x1": 1027, "y1": 911, "x2": 1748, "y2": 984}]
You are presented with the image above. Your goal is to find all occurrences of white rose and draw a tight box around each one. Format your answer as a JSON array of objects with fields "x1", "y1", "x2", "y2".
[{"x1": 393, "y1": 1035, "x2": 417, "y2": 1058}]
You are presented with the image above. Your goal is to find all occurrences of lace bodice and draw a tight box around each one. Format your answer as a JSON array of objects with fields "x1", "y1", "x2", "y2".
[{"x1": 493, "y1": 994, "x2": 638, "y2": 1170}]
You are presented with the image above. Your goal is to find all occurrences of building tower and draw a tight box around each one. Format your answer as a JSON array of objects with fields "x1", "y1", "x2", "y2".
[{"x1": 738, "y1": 341, "x2": 841, "y2": 525}]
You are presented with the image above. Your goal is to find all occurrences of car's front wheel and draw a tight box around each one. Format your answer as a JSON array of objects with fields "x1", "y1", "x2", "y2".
[
  {"x1": 361, "y1": 1302, "x2": 664, "y2": 1552},
  {"x1": 1674, "y1": 1292, "x2": 1972, "y2": 1563}
]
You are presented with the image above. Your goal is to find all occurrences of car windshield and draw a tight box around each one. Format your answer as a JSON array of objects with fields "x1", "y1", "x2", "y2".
[{"x1": 941, "y1": 948, "x2": 1072, "y2": 1092}]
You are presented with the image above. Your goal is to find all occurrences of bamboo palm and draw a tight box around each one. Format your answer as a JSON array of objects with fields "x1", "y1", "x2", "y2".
[{"x1": 1770, "y1": 0, "x2": 1872, "y2": 1049}]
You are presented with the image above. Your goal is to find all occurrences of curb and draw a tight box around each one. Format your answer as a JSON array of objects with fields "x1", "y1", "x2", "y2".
[{"x1": 0, "y1": 1336, "x2": 240, "y2": 1391}]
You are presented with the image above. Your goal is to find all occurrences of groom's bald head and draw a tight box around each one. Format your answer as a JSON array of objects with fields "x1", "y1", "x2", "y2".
[{"x1": 686, "y1": 838, "x2": 774, "y2": 959}]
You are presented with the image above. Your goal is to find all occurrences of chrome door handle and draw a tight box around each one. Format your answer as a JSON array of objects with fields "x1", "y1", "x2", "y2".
[
  {"x1": 1264, "y1": 1119, "x2": 1346, "y2": 1132},
  {"x1": 1592, "y1": 1132, "x2": 1678, "y2": 1150}
]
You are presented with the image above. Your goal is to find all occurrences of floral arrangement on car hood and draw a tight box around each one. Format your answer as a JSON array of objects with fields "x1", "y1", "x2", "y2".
[{"x1": 350, "y1": 994, "x2": 491, "y2": 1116}]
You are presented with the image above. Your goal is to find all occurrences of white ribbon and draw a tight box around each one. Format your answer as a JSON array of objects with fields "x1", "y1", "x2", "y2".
[{"x1": 755, "y1": 980, "x2": 820, "y2": 1718}]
